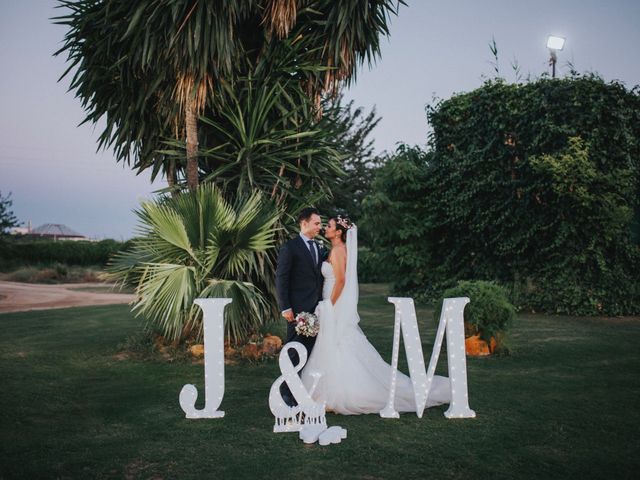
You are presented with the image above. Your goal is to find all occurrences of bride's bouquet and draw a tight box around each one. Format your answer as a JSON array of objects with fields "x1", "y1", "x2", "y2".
[{"x1": 295, "y1": 311, "x2": 319, "y2": 337}]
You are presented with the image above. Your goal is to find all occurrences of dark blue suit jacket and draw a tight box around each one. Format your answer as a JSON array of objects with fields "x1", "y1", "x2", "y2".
[
  {"x1": 275, "y1": 236, "x2": 325, "y2": 317},
  {"x1": 276, "y1": 236, "x2": 325, "y2": 403}
]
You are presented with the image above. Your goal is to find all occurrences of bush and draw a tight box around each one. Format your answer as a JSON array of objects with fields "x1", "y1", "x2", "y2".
[
  {"x1": 358, "y1": 246, "x2": 395, "y2": 283},
  {"x1": 104, "y1": 185, "x2": 280, "y2": 344},
  {"x1": 361, "y1": 145, "x2": 432, "y2": 292},
  {"x1": 0, "y1": 239, "x2": 125, "y2": 269},
  {"x1": 4, "y1": 264, "x2": 102, "y2": 283},
  {"x1": 434, "y1": 280, "x2": 515, "y2": 352},
  {"x1": 364, "y1": 75, "x2": 640, "y2": 316}
]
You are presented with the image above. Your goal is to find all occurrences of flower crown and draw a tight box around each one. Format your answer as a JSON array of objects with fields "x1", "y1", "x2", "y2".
[{"x1": 335, "y1": 215, "x2": 353, "y2": 230}]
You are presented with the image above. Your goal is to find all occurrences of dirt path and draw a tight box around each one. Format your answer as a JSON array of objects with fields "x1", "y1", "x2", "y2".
[{"x1": 0, "y1": 281, "x2": 135, "y2": 313}]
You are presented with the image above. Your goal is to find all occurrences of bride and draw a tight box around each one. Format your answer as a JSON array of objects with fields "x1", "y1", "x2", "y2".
[{"x1": 301, "y1": 215, "x2": 450, "y2": 415}]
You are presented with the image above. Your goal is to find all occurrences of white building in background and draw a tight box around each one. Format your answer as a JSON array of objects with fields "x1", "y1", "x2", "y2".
[
  {"x1": 9, "y1": 220, "x2": 32, "y2": 235},
  {"x1": 10, "y1": 227, "x2": 31, "y2": 235},
  {"x1": 24, "y1": 223, "x2": 88, "y2": 241}
]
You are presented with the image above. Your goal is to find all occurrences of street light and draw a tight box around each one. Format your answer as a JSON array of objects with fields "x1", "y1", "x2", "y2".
[{"x1": 547, "y1": 35, "x2": 566, "y2": 78}]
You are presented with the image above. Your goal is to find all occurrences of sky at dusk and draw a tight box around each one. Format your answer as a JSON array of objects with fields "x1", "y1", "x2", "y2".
[{"x1": 1, "y1": 0, "x2": 639, "y2": 239}]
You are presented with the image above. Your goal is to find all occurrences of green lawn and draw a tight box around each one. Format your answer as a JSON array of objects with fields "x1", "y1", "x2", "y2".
[{"x1": 1, "y1": 284, "x2": 639, "y2": 479}]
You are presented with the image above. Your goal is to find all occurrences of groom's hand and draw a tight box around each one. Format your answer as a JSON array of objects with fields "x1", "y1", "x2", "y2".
[{"x1": 282, "y1": 309, "x2": 294, "y2": 322}]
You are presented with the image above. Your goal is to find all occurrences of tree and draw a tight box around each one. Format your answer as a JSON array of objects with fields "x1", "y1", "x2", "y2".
[
  {"x1": 364, "y1": 76, "x2": 640, "y2": 316},
  {"x1": 55, "y1": 0, "x2": 404, "y2": 192},
  {"x1": 104, "y1": 184, "x2": 281, "y2": 343},
  {"x1": 173, "y1": 64, "x2": 345, "y2": 208},
  {"x1": 317, "y1": 95, "x2": 382, "y2": 225},
  {"x1": 56, "y1": 0, "x2": 406, "y2": 343},
  {"x1": 0, "y1": 192, "x2": 20, "y2": 234},
  {"x1": 361, "y1": 145, "x2": 431, "y2": 291}
]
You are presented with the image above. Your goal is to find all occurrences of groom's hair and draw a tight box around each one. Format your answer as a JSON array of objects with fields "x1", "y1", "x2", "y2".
[{"x1": 297, "y1": 207, "x2": 320, "y2": 224}]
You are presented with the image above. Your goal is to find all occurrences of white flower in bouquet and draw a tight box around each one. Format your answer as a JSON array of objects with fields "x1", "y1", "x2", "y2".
[{"x1": 295, "y1": 311, "x2": 320, "y2": 337}]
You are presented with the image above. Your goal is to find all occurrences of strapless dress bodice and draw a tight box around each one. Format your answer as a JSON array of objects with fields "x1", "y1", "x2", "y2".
[{"x1": 321, "y1": 261, "x2": 334, "y2": 300}]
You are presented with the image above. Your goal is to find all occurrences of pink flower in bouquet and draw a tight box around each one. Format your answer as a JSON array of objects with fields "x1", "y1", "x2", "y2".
[{"x1": 294, "y1": 311, "x2": 319, "y2": 337}]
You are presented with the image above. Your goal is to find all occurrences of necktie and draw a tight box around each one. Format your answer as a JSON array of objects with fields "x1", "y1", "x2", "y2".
[{"x1": 307, "y1": 240, "x2": 317, "y2": 265}]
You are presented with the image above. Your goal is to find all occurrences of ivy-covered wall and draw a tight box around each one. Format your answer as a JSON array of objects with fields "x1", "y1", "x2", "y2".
[{"x1": 364, "y1": 75, "x2": 640, "y2": 315}]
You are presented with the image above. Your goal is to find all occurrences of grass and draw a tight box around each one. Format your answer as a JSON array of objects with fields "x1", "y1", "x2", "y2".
[{"x1": 1, "y1": 284, "x2": 639, "y2": 479}]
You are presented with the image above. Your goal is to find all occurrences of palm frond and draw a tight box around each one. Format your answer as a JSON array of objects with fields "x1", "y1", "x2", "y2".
[
  {"x1": 105, "y1": 185, "x2": 280, "y2": 343},
  {"x1": 137, "y1": 200, "x2": 197, "y2": 262},
  {"x1": 195, "y1": 279, "x2": 270, "y2": 343},
  {"x1": 133, "y1": 263, "x2": 196, "y2": 341}
]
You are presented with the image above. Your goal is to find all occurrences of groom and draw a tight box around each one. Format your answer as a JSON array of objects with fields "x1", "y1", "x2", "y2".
[{"x1": 275, "y1": 207, "x2": 325, "y2": 406}]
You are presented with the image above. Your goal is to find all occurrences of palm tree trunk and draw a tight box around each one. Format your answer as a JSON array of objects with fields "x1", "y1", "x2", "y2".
[
  {"x1": 166, "y1": 159, "x2": 179, "y2": 197},
  {"x1": 271, "y1": 163, "x2": 286, "y2": 199},
  {"x1": 185, "y1": 99, "x2": 199, "y2": 191}
]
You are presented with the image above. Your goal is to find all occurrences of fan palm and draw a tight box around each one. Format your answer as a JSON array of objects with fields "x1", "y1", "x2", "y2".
[{"x1": 104, "y1": 184, "x2": 281, "y2": 343}]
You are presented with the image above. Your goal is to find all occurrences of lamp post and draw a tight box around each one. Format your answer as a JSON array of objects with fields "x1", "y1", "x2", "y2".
[{"x1": 547, "y1": 35, "x2": 566, "y2": 78}]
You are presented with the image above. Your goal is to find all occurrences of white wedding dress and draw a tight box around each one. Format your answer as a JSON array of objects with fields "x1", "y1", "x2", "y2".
[{"x1": 301, "y1": 226, "x2": 450, "y2": 415}]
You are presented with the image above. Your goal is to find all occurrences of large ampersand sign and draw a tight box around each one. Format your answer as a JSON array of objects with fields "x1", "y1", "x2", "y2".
[{"x1": 268, "y1": 342, "x2": 325, "y2": 433}]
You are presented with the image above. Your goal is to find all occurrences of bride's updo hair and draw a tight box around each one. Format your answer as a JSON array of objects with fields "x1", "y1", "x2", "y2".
[{"x1": 330, "y1": 214, "x2": 353, "y2": 243}]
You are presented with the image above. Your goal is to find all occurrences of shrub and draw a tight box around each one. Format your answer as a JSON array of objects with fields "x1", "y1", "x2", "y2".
[
  {"x1": 104, "y1": 184, "x2": 281, "y2": 344},
  {"x1": 361, "y1": 145, "x2": 432, "y2": 292},
  {"x1": 4, "y1": 266, "x2": 40, "y2": 283},
  {"x1": 358, "y1": 246, "x2": 395, "y2": 283},
  {"x1": 364, "y1": 75, "x2": 640, "y2": 316},
  {"x1": 434, "y1": 280, "x2": 515, "y2": 352},
  {"x1": 4, "y1": 265, "x2": 102, "y2": 283},
  {"x1": 0, "y1": 239, "x2": 125, "y2": 269}
]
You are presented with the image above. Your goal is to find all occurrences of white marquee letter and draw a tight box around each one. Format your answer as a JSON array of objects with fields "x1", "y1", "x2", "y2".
[
  {"x1": 380, "y1": 298, "x2": 428, "y2": 418},
  {"x1": 179, "y1": 298, "x2": 232, "y2": 419},
  {"x1": 381, "y1": 297, "x2": 476, "y2": 419},
  {"x1": 431, "y1": 297, "x2": 476, "y2": 419}
]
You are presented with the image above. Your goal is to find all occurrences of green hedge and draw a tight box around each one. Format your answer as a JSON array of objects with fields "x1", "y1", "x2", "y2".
[
  {"x1": 358, "y1": 246, "x2": 395, "y2": 284},
  {"x1": 363, "y1": 75, "x2": 640, "y2": 315},
  {"x1": 0, "y1": 238, "x2": 131, "y2": 269}
]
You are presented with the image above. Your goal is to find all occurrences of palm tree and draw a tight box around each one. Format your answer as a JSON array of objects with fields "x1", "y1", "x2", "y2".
[
  {"x1": 54, "y1": 0, "x2": 404, "y2": 191},
  {"x1": 57, "y1": 1, "x2": 404, "y2": 343},
  {"x1": 104, "y1": 184, "x2": 281, "y2": 343},
  {"x1": 165, "y1": 71, "x2": 345, "y2": 205},
  {"x1": 55, "y1": 1, "x2": 253, "y2": 190}
]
